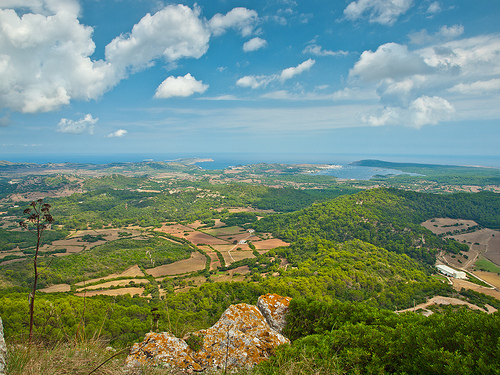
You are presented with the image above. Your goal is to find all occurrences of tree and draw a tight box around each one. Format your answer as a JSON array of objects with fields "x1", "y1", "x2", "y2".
[{"x1": 19, "y1": 199, "x2": 54, "y2": 342}]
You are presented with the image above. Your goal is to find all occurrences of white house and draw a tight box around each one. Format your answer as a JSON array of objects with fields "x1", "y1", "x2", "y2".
[{"x1": 436, "y1": 264, "x2": 467, "y2": 279}]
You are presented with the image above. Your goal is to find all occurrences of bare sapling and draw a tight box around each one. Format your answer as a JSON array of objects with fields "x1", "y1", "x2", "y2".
[{"x1": 19, "y1": 199, "x2": 54, "y2": 343}]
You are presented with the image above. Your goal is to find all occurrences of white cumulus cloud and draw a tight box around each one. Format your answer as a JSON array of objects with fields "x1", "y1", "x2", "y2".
[
  {"x1": 348, "y1": 34, "x2": 500, "y2": 127},
  {"x1": 364, "y1": 95, "x2": 454, "y2": 128},
  {"x1": 0, "y1": 3, "x2": 245, "y2": 114},
  {"x1": 237, "y1": 59, "x2": 315, "y2": 89},
  {"x1": 154, "y1": 73, "x2": 208, "y2": 98},
  {"x1": 106, "y1": 129, "x2": 128, "y2": 138},
  {"x1": 243, "y1": 37, "x2": 267, "y2": 52},
  {"x1": 236, "y1": 75, "x2": 272, "y2": 89},
  {"x1": 343, "y1": 0, "x2": 413, "y2": 25},
  {"x1": 279, "y1": 59, "x2": 315, "y2": 82},
  {"x1": 57, "y1": 114, "x2": 98, "y2": 134},
  {"x1": 209, "y1": 7, "x2": 259, "y2": 37},
  {"x1": 0, "y1": 7, "x2": 116, "y2": 113},
  {"x1": 349, "y1": 43, "x2": 431, "y2": 82},
  {"x1": 105, "y1": 5, "x2": 210, "y2": 75}
]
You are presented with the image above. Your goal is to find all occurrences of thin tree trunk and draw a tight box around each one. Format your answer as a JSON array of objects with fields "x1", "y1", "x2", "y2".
[{"x1": 28, "y1": 215, "x2": 41, "y2": 343}]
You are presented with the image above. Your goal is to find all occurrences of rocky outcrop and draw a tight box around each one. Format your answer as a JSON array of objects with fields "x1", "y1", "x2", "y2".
[
  {"x1": 127, "y1": 332, "x2": 202, "y2": 372},
  {"x1": 0, "y1": 317, "x2": 6, "y2": 375},
  {"x1": 126, "y1": 294, "x2": 291, "y2": 372},
  {"x1": 257, "y1": 293, "x2": 291, "y2": 333}
]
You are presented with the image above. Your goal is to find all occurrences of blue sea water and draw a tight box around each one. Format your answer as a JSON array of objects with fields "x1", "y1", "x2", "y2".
[{"x1": 1, "y1": 152, "x2": 499, "y2": 181}]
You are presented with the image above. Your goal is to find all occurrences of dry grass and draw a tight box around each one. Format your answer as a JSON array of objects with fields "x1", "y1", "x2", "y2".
[
  {"x1": 6, "y1": 339, "x2": 127, "y2": 375},
  {"x1": 77, "y1": 279, "x2": 149, "y2": 291},
  {"x1": 5, "y1": 339, "x2": 184, "y2": 375},
  {"x1": 39, "y1": 284, "x2": 71, "y2": 293}
]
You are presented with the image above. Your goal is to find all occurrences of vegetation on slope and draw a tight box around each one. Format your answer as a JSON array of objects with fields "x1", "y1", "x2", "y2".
[
  {"x1": 258, "y1": 298, "x2": 500, "y2": 375},
  {"x1": 255, "y1": 188, "x2": 499, "y2": 265}
]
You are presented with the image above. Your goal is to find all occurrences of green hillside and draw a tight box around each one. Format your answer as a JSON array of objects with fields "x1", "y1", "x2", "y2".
[{"x1": 255, "y1": 188, "x2": 500, "y2": 264}]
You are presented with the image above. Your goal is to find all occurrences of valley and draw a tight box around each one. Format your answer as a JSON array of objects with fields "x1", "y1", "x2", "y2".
[{"x1": 1, "y1": 159, "x2": 500, "y2": 373}]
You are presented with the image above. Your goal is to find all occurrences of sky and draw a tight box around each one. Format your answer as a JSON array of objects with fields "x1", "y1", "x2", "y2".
[{"x1": 0, "y1": 0, "x2": 499, "y2": 164}]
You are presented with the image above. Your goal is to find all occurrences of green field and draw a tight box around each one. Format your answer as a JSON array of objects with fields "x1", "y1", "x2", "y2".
[{"x1": 475, "y1": 257, "x2": 500, "y2": 273}]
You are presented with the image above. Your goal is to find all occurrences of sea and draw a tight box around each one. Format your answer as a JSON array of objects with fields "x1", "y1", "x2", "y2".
[{"x1": 1, "y1": 152, "x2": 500, "y2": 181}]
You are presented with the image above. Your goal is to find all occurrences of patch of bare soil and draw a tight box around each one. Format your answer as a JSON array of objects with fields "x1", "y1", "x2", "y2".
[
  {"x1": 473, "y1": 271, "x2": 500, "y2": 289},
  {"x1": 8, "y1": 187, "x2": 84, "y2": 202},
  {"x1": 206, "y1": 252, "x2": 220, "y2": 270},
  {"x1": 156, "y1": 223, "x2": 194, "y2": 236},
  {"x1": 202, "y1": 226, "x2": 246, "y2": 237},
  {"x1": 485, "y1": 234, "x2": 500, "y2": 265},
  {"x1": 0, "y1": 250, "x2": 23, "y2": 260},
  {"x1": 39, "y1": 284, "x2": 71, "y2": 293},
  {"x1": 252, "y1": 238, "x2": 289, "y2": 250},
  {"x1": 396, "y1": 296, "x2": 497, "y2": 314},
  {"x1": 75, "y1": 287, "x2": 145, "y2": 297},
  {"x1": 78, "y1": 279, "x2": 149, "y2": 291},
  {"x1": 185, "y1": 231, "x2": 229, "y2": 246},
  {"x1": 40, "y1": 228, "x2": 144, "y2": 257},
  {"x1": 186, "y1": 220, "x2": 204, "y2": 229},
  {"x1": 421, "y1": 218, "x2": 478, "y2": 235},
  {"x1": 75, "y1": 265, "x2": 144, "y2": 286},
  {"x1": 145, "y1": 252, "x2": 206, "y2": 277},
  {"x1": 451, "y1": 278, "x2": 500, "y2": 300},
  {"x1": 227, "y1": 250, "x2": 255, "y2": 262}
]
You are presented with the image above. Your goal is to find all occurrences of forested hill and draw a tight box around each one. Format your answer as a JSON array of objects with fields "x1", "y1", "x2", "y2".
[{"x1": 255, "y1": 188, "x2": 500, "y2": 264}]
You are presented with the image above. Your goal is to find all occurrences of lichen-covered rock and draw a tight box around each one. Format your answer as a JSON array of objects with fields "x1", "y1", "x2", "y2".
[
  {"x1": 257, "y1": 293, "x2": 292, "y2": 333},
  {"x1": 0, "y1": 317, "x2": 6, "y2": 375},
  {"x1": 195, "y1": 303, "x2": 289, "y2": 369},
  {"x1": 126, "y1": 332, "x2": 202, "y2": 372},
  {"x1": 126, "y1": 297, "x2": 290, "y2": 372}
]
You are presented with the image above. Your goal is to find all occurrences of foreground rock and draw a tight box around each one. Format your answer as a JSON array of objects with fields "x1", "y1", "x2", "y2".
[
  {"x1": 257, "y1": 293, "x2": 291, "y2": 333},
  {"x1": 0, "y1": 317, "x2": 6, "y2": 375},
  {"x1": 126, "y1": 294, "x2": 291, "y2": 372}
]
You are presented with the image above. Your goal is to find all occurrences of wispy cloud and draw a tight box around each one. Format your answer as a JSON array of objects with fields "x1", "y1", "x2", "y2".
[
  {"x1": 106, "y1": 129, "x2": 128, "y2": 138},
  {"x1": 57, "y1": 114, "x2": 98, "y2": 134},
  {"x1": 237, "y1": 59, "x2": 315, "y2": 89},
  {"x1": 343, "y1": 0, "x2": 413, "y2": 25},
  {"x1": 409, "y1": 24, "x2": 464, "y2": 44},
  {"x1": 302, "y1": 44, "x2": 348, "y2": 57}
]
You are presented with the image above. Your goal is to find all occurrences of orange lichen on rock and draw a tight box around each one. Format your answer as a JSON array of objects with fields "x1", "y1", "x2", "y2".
[
  {"x1": 126, "y1": 332, "x2": 202, "y2": 372},
  {"x1": 126, "y1": 295, "x2": 291, "y2": 372},
  {"x1": 257, "y1": 293, "x2": 292, "y2": 333},
  {"x1": 195, "y1": 303, "x2": 289, "y2": 369}
]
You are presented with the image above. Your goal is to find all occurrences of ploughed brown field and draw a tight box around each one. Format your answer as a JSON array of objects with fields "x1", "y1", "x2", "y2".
[
  {"x1": 77, "y1": 279, "x2": 150, "y2": 291},
  {"x1": 37, "y1": 220, "x2": 289, "y2": 295},
  {"x1": 252, "y1": 238, "x2": 289, "y2": 249},
  {"x1": 421, "y1": 218, "x2": 478, "y2": 235},
  {"x1": 145, "y1": 251, "x2": 207, "y2": 277},
  {"x1": 75, "y1": 287, "x2": 145, "y2": 297},
  {"x1": 75, "y1": 265, "x2": 145, "y2": 286}
]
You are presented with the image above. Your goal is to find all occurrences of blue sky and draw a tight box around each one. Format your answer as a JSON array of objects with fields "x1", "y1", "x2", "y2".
[{"x1": 1, "y1": 0, "x2": 499, "y2": 164}]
